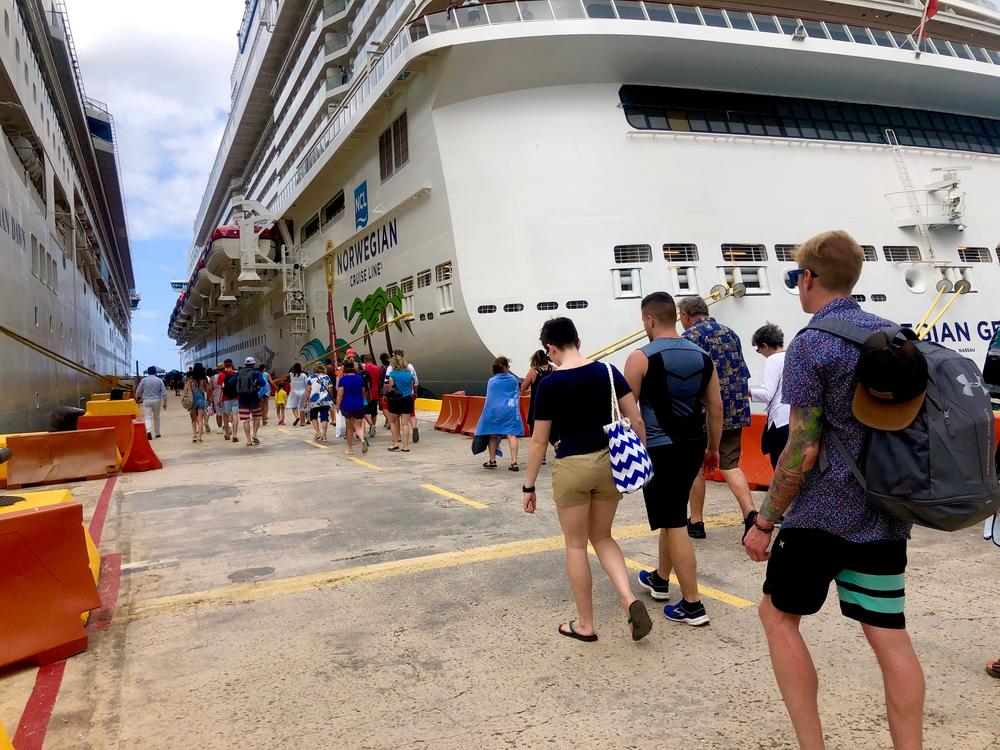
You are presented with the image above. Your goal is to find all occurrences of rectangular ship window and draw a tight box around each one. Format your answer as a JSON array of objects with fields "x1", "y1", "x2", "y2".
[
  {"x1": 663, "y1": 244, "x2": 698, "y2": 262},
  {"x1": 674, "y1": 266, "x2": 698, "y2": 295},
  {"x1": 613, "y1": 268, "x2": 641, "y2": 298},
  {"x1": 883, "y1": 245, "x2": 921, "y2": 262},
  {"x1": 417, "y1": 269, "x2": 432, "y2": 288},
  {"x1": 774, "y1": 245, "x2": 798, "y2": 262},
  {"x1": 322, "y1": 191, "x2": 345, "y2": 225},
  {"x1": 380, "y1": 112, "x2": 409, "y2": 182},
  {"x1": 302, "y1": 214, "x2": 320, "y2": 242},
  {"x1": 861, "y1": 245, "x2": 878, "y2": 261},
  {"x1": 401, "y1": 276, "x2": 414, "y2": 294},
  {"x1": 435, "y1": 261, "x2": 453, "y2": 282},
  {"x1": 958, "y1": 246, "x2": 991, "y2": 263},
  {"x1": 613, "y1": 244, "x2": 652, "y2": 264},
  {"x1": 722, "y1": 244, "x2": 768, "y2": 263}
]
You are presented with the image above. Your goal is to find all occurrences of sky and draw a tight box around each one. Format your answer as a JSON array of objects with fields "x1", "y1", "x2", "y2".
[{"x1": 64, "y1": 0, "x2": 246, "y2": 371}]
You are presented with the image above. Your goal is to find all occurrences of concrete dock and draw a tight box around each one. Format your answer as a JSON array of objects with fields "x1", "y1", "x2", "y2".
[{"x1": 1, "y1": 394, "x2": 999, "y2": 749}]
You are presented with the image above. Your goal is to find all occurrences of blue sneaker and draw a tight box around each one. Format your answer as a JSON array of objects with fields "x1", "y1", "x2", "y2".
[
  {"x1": 663, "y1": 599, "x2": 710, "y2": 626},
  {"x1": 637, "y1": 569, "x2": 671, "y2": 601}
]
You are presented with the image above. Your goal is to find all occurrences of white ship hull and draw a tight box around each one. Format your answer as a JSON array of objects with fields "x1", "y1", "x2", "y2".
[
  {"x1": 177, "y1": 1, "x2": 1000, "y2": 396},
  {"x1": 0, "y1": 0, "x2": 134, "y2": 432}
]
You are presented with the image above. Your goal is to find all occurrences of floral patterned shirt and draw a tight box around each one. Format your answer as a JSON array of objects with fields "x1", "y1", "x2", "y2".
[{"x1": 682, "y1": 316, "x2": 750, "y2": 431}]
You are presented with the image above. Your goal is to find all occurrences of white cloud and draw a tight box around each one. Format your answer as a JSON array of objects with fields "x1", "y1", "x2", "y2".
[
  {"x1": 135, "y1": 308, "x2": 161, "y2": 320},
  {"x1": 64, "y1": 0, "x2": 244, "y2": 241},
  {"x1": 133, "y1": 332, "x2": 153, "y2": 344}
]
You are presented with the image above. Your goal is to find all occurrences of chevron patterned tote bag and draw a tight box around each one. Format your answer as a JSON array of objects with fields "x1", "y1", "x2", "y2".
[{"x1": 602, "y1": 364, "x2": 653, "y2": 494}]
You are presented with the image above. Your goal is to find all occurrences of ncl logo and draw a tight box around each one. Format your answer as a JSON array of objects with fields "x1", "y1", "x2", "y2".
[{"x1": 354, "y1": 181, "x2": 368, "y2": 229}]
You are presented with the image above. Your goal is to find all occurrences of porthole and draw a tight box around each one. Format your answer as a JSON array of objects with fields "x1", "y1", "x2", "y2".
[
  {"x1": 537, "y1": 301, "x2": 558, "y2": 311},
  {"x1": 477, "y1": 305, "x2": 497, "y2": 314},
  {"x1": 871, "y1": 294, "x2": 887, "y2": 302},
  {"x1": 566, "y1": 300, "x2": 589, "y2": 310},
  {"x1": 851, "y1": 294, "x2": 867, "y2": 303},
  {"x1": 503, "y1": 303, "x2": 524, "y2": 312}
]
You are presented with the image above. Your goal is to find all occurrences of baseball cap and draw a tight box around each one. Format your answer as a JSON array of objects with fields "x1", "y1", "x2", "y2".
[
  {"x1": 852, "y1": 330, "x2": 928, "y2": 431},
  {"x1": 346, "y1": 348, "x2": 358, "y2": 356},
  {"x1": 245, "y1": 356, "x2": 256, "y2": 366}
]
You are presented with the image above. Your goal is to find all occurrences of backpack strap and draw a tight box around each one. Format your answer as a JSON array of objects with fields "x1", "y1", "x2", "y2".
[
  {"x1": 820, "y1": 427, "x2": 868, "y2": 490},
  {"x1": 800, "y1": 319, "x2": 874, "y2": 345}
]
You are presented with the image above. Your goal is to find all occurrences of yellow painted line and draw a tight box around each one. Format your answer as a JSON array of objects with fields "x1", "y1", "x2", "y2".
[
  {"x1": 347, "y1": 455, "x2": 382, "y2": 471},
  {"x1": 620, "y1": 557, "x2": 753, "y2": 608},
  {"x1": 278, "y1": 428, "x2": 288, "y2": 433},
  {"x1": 126, "y1": 512, "x2": 748, "y2": 621},
  {"x1": 304, "y1": 439, "x2": 327, "y2": 449},
  {"x1": 128, "y1": 534, "x2": 567, "y2": 620},
  {"x1": 421, "y1": 483, "x2": 487, "y2": 510}
]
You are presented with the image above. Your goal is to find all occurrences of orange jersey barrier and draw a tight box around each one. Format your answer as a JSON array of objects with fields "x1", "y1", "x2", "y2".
[
  {"x1": 705, "y1": 413, "x2": 773, "y2": 490},
  {"x1": 77, "y1": 414, "x2": 134, "y2": 459},
  {"x1": 3, "y1": 428, "x2": 118, "y2": 489},
  {"x1": 459, "y1": 396, "x2": 487, "y2": 437},
  {"x1": 0, "y1": 500, "x2": 101, "y2": 667},
  {"x1": 121, "y1": 420, "x2": 162, "y2": 473},
  {"x1": 435, "y1": 392, "x2": 469, "y2": 433}
]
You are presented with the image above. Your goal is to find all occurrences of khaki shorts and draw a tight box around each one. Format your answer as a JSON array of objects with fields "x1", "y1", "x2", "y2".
[
  {"x1": 552, "y1": 448, "x2": 622, "y2": 507},
  {"x1": 720, "y1": 428, "x2": 743, "y2": 471}
]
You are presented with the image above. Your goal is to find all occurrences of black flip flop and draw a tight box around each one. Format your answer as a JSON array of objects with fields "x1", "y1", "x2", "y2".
[
  {"x1": 987, "y1": 660, "x2": 1000, "y2": 679},
  {"x1": 483, "y1": 461, "x2": 497, "y2": 469},
  {"x1": 509, "y1": 463, "x2": 519, "y2": 471},
  {"x1": 628, "y1": 600, "x2": 652, "y2": 641},
  {"x1": 558, "y1": 620, "x2": 598, "y2": 642}
]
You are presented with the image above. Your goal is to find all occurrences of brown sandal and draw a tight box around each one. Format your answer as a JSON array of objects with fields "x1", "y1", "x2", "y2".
[
  {"x1": 628, "y1": 600, "x2": 652, "y2": 641},
  {"x1": 987, "y1": 659, "x2": 1000, "y2": 679}
]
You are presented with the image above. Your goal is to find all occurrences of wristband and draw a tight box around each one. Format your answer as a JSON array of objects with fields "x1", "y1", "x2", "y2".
[
  {"x1": 754, "y1": 519, "x2": 775, "y2": 534},
  {"x1": 522, "y1": 485, "x2": 536, "y2": 493}
]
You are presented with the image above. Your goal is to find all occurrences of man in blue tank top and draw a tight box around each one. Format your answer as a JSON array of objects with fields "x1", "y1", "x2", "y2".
[{"x1": 625, "y1": 292, "x2": 723, "y2": 626}]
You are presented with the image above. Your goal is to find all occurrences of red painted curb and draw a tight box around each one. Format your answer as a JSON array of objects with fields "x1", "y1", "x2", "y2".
[{"x1": 88, "y1": 475, "x2": 117, "y2": 547}]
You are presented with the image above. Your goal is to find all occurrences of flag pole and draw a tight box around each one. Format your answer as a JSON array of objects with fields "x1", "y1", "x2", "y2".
[{"x1": 915, "y1": 0, "x2": 930, "y2": 60}]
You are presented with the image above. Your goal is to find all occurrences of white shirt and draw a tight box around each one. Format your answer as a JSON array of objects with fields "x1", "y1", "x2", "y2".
[
  {"x1": 407, "y1": 363, "x2": 418, "y2": 386},
  {"x1": 750, "y1": 351, "x2": 789, "y2": 429},
  {"x1": 136, "y1": 375, "x2": 167, "y2": 402},
  {"x1": 289, "y1": 372, "x2": 309, "y2": 392}
]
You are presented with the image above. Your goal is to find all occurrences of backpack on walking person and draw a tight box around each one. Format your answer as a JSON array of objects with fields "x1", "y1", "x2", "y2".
[
  {"x1": 806, "y1": 320, "x2": 1000, "y2": 531},
  {"x1": 236, "y1": 367, "x2": 260, "y2": 398}
]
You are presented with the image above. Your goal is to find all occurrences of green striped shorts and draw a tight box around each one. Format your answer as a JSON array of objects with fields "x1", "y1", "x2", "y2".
[{"x1": 764, "y1": 528, "x2": 907, "y2": 629}]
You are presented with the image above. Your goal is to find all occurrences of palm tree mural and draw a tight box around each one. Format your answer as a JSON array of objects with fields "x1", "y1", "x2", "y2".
[{"x1": 346, "y1": 286, "x2": 413, "y2": 359}]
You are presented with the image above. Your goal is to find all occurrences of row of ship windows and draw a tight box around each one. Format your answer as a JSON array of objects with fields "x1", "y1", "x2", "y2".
[
  {"x1": 621, "y1": 85, "x2": 1000, "y2": 156},
  {"x1": 479, "y1": 301, "x2": 591, "y2": 314},
  {"x1": 215, "y1": 334, "x2": 268, "y2": 358},
  {"x1": 612, "y1": 243, "x2": 995, "y2": 264}
]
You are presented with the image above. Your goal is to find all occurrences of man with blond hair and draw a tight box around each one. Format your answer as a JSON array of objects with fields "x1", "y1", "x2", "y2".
[{"x1": 744, "y1": 230, "x2": 924, "y2": 749}]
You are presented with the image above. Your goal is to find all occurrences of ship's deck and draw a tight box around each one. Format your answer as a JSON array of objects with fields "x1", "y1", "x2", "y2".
[{"x1": 1, "y1": 394, "x2": 998, "y2": 748}]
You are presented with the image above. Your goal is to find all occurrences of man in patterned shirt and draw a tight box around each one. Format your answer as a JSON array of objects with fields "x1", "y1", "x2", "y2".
[
  {"x1": 678, "y1": 296, "x2": 756, "y2": 537},
  {"x1": 743, "y1": 231, "x2": 923, "y2": 748}
]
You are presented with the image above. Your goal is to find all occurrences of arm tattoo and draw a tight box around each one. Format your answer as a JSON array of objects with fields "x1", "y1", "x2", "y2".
[{"x1": 759, "y1": 406, "x2": 823, "y2": 523}]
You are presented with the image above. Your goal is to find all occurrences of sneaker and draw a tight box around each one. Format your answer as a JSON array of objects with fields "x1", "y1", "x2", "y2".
[
  {"x1": 663, "y1": 600, "x2": 710, "y2": 626},
  {"x1": 155, "y1": 434, "x2": 161, "y2": 438},
  {"x1": 369, "y1": 425, "x2": 376, "y2": 438},
  {"x1": 232, "y1": 436, "x2": 240, "y2": 443},
  {"x1": 147, "y1": 432, "x2": 152, "y2": 440},
  {"x1": 216, "y1": 428, "x2": 224, "y2": 434},
  {"x1": 743, "y1": 510, "x2": 758, "y2": 542},
  {"x1": 412, "y1": 426, "x2": 420, "y2": 443},
  {"x1": 637, "y1": 569, "x2": 671, "y2": 601},
  {"x1": 361, "y1": 438, "x2": 369, "y2": 454},
  {"x1": 687, "y1": 519, "x2": 706, "y2": 539}
]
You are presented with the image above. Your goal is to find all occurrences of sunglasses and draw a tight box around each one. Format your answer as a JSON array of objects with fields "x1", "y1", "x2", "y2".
[{"x1": 783, "y1": 268, "x2": 818, "y2": 289}]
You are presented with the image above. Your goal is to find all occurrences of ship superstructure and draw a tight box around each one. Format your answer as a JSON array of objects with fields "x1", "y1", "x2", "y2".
[
  {"x1": 0, "y1": 0, "x2": 135, "y2": 430},
  {"x1": 172, "y1": 0, "x2": 1000, "y2": 395}
]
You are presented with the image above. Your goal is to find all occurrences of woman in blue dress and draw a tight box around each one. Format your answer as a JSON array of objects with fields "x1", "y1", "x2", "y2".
[{"x1": 475, "y1": 356, "x2": 524, "y2": 470}]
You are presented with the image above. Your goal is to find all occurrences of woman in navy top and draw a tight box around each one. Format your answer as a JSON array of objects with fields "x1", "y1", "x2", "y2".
[
  {"x1": 336, "y1": 360, "x2": 368, "y2": 456},
  {"x1": 524, "y1": 317, "x2": 652, "y2": 643}
]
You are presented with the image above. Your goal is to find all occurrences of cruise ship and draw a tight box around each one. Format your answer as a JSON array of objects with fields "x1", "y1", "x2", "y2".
[
  {"x1": 0, "y1": 0, "x2": 135, "y2": 431},
  {"x1": 172, "y1": 0, "x2": 1000, "y2": 396}
]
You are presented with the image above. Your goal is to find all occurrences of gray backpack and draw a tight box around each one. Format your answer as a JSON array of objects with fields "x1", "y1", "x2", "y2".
[{"x1": 807, "y1": 320, "x2": 1000, "y2": 531}]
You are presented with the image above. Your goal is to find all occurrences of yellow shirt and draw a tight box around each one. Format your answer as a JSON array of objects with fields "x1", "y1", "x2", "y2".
[{"x1": 275, "y1": 389, "x2": 288, "y2": 405}]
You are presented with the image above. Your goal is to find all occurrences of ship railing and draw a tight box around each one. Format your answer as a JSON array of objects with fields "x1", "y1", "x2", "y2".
[
  {"x1": 268, "y1": 0, "x2": 414, "y2": 213},
  {"x1": 408, "y1": 0, "x2": 1000, "y2": 67}
]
